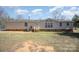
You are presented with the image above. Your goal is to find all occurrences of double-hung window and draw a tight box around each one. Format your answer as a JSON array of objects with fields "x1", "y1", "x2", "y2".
[{"x1": 45, "y1": 22, "x2": 53, "y2": 28}]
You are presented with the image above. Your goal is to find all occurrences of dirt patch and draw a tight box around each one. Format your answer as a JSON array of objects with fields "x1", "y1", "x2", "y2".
[{"x1": 11, "y1": 40, "x2": 55, "y2": 52}]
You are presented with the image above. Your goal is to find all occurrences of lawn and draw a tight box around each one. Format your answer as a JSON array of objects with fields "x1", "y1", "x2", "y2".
[{"x1": 0, "y1": 31, "x2": 79, "y2": 52}]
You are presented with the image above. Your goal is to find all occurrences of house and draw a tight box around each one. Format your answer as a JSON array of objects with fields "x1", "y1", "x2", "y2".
[{"x1": 1, "y1": 19, "x2": 73, "y2": 32}]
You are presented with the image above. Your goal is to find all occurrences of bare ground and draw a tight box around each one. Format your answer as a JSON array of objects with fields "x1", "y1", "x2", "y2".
[{"x1": 11, "y1": 40, "x2": 55, "y2": 52}]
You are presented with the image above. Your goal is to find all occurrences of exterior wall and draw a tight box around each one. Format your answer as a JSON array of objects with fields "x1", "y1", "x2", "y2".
[
  {"x1": 5, "y1": 22, "x2": 25, "y2": 30},
  {"x1": 26, "y1": 21, "x2": 40, "y2": 30},
  {"x1": 4, "y1": 20, "x2": 73, "y2": 31},
  {"x1": 34, "y1": 21, "x2": 73, "y2": 30}
]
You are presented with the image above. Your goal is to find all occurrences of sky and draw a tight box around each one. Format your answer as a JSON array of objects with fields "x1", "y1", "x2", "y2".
[{"x1": 1, "y1": 6, "x2": 79, "y2": 20}]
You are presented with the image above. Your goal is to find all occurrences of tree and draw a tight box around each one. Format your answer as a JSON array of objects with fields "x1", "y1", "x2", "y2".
[
  {"x1": 17, "y1": 14, "x2": 24, "y2": 20},
  {"x1": 0, "y1": 7, "x2": 11, "y2": 21},
  {"x1": 52, "y1": 7, "x2": 65, "y2": 20},
  {"x1": 0, "y1": 7, "x2": 11, "y2": 30},
  {"x1": 0, "y1": 20, "x2": 5, "y2": 30},
  {"x1": 72, "y1": 15, "x2": 79, "y2": 21},
  {"x1": 72, "y1": 14, "x2": 79, "y2": 29}
]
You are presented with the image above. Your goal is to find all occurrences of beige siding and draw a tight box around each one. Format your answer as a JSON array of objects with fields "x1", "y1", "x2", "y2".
[
  {"x1": 5, "y1": 22, "x2": 25, "y2": 29},
  {"x1": 4, "y1": 20, "x2": 73, "y2": 30}
]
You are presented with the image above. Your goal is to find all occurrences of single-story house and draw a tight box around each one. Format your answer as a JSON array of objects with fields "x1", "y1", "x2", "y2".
[{"x1": 0, "y1": 19, "x2": 74, "y2": 31}]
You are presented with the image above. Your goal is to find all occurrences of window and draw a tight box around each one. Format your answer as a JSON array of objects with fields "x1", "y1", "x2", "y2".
[
  {"x1": 48, "y1": 23, "x2": 50, "y2": 28},
  {"x1": 50, "y1": 23, "x2": 53, "y2": 28},
  {"x1": 67, "y1": 22, "x2": 69, "y2": 26},
  {"x1": 25, "y1": 22, "x2": 28, "y2": 26},
  {"x1": 60, "y1": 22, "x2": 62, "y2": 26},
  {"x1": 45, "y1": 22, "x2": 53, "y2": 28},
  {"x1": 45, "y1": 23, "x2": 47, "y2": 28}
]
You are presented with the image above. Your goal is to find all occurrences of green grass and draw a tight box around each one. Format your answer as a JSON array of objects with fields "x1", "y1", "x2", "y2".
[{"x1": 0, "y1": 31, "x2": 79, "y2": 52}]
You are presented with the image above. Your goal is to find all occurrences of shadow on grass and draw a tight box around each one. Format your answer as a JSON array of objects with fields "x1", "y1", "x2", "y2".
[
  {"x1": 58, "y1": 32, "x2": 79, "y2": 39},
  {"x1": 58, "y1": 32, "x2": 79, "y2": 52}
]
